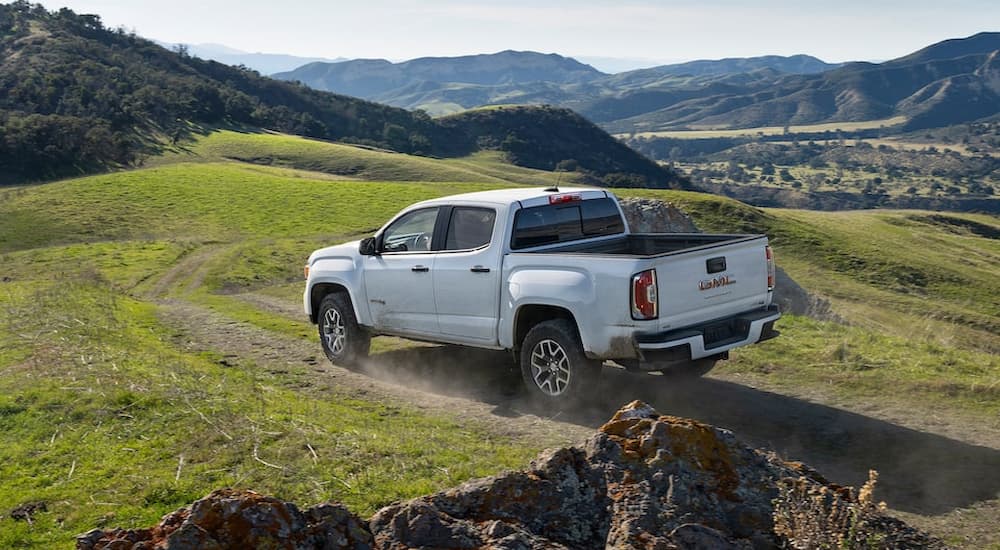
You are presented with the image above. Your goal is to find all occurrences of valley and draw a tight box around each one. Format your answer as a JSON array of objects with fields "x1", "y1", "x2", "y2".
[{"x1": 627, "y1": 120, "x2": 1000, "y2": 212}]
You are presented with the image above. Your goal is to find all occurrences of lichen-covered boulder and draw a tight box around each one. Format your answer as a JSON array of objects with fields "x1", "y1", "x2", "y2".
[
  {"x1": 76, "y1": 489, "x2": 372, "y2": 550},
  {"x1": 369, "y1": 400, "x2": 945, "y2": 549}
]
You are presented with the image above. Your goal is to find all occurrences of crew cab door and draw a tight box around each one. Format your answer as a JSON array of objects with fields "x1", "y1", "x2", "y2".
[
  {"x1": 363, "y1": 207, "x2": 440, "y2": 335},
  {"x1": 432, "y1": 206, "x2": 501, "y2": 344}
]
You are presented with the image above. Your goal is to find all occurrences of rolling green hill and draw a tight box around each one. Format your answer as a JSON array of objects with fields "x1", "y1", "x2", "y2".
[
  {"x1": 438, "y1": 105, "x2": 680, "y2": 187},
  {"x1": 154, "y1": 130, "x2": 575, "y2": 186}
]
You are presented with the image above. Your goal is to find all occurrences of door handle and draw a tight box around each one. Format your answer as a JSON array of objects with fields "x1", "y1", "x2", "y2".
[
  {"x1": 411, "y1": 265, "x2": 429, "y2": 272},
  {"x1": 470, "y1": 266, "x2": 491, "y2": 273}
]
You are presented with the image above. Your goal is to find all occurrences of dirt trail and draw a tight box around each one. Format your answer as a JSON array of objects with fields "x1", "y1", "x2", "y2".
[
  {"x1": 145, "y1": 243, "x2": 228, "y2": 298},
  {"x1": 155, "y1": 300, "x2": 590, "y2": 448},
  {"x1": 231, "y1": 291, "x2": 303, "y2": 319},
  {"x1": 146, "y1": 249, "x2": 999, "y2": 547}
]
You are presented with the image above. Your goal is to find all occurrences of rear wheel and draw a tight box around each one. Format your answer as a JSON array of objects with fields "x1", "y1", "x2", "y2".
[
  {"x1": 318, "y1": 293, "x2": 370, "y2": 367},
  {"x1": 519, "y1": 319, "x2": 600, "y2": 404}
]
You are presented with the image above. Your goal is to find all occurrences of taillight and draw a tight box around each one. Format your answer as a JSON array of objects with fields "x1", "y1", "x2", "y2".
[
  {"x1": 304, "y1": 265, "x2": 310, "y2": 280},
  {"x1": 631, "y1": 269, "x2": 658, "y2": 320},
  {"x1": 765, "y1": 246, "x2": 775, "y2": 291},
  {"x1": 548, "y1": 193, "x2": 582, "y2": 205}
]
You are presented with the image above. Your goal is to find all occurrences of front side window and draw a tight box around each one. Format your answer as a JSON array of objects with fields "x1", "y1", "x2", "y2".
[
  {"x1": 444, "y1": 207, "x2": 496, "y2": 251},
  {"x1": 381, "y1": 208, "x2": 438, "y2": 253}
]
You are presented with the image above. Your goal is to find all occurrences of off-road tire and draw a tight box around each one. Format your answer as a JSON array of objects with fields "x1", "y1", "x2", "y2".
[
  {"x1": 519, "y1": 319, "x2": 601, "y2": 405},
  {"x1": 317, "y1": 292, "x2": 370, "y2": 368}
]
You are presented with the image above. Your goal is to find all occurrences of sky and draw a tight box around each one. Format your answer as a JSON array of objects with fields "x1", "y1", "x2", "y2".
[{"x1": 34, "y1": 0, "x2": 1000, "y2": 68}]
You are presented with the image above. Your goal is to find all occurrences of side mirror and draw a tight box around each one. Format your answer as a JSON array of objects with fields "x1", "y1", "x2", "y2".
[{"x1": 359, "y1": 237, "x2": 377, "y2": 256}]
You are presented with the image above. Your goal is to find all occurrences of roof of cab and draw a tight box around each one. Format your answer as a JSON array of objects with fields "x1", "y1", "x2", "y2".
[{"x1": 411, "y1": 187, "x2": 608, "y2": 208}]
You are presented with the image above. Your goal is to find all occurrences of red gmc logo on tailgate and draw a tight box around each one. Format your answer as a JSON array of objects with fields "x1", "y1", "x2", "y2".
[{"x1": 699, "y1": 275, "x2": 734, "y2": 291}]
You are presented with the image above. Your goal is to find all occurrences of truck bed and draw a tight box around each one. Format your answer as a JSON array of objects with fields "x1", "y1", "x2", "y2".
[{"x1": 526, "y1": 233, "x2": 763, "y2": 258}]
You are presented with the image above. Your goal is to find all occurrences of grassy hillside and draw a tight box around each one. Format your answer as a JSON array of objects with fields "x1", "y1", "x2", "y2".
[
  {"x1": 1, "y1": 150, "x2": 997, "y2": 546},
  {"x1": 0, "y1": 163, "x2": 498, "y2": 253},
  {"x1": 154, "y1": 130, "x2": 573, "y2": 186},
  {"x1": 2, "y1": 160, "x2": 994, "y2": 409},
  {"x1": 0, "y1": 163, "x2": 530, "y2": 548},
  {"x1": 617, "y1": 189, "x2": 999, "y2": 413},
  {"x1": 439, "y1": 105, "x2": 687, "y2": 188},
  {"x1": 0, "y1": 4, "x2": 462, "y2": 180},
  {"x1": 0, "y1": 275, "x2": 538, "y2": 548}
]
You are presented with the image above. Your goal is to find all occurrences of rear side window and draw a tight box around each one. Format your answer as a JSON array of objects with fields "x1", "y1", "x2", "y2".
[
  {"x1": 511, "y1": 197, "x2": 624, "y2": 249},
  {"x1": 582, "y1": 198, "x2": 626, "y2": 235},
  {"x1": 444, "y1": 207, "x2": 496, "y2": 250}
]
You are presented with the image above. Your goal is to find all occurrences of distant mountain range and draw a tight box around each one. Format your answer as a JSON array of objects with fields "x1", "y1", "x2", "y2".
[
  {"x1": 275, "y1": 34, "x2": 1000, "y2": 133},
  {"x1": 274, "y1": 50, "x2": 604, "y2": 98},
  {"x1": 154, "y1": 41, "x2": 347, "y2": 74}
]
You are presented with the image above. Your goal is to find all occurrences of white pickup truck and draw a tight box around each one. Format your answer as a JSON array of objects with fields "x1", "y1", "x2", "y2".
[{"x1": 304, "y1": 187, "x2": 780, "y2": 403}]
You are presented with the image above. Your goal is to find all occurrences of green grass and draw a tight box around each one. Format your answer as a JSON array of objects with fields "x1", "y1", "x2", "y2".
[
  {"x1": 0, "y1": 163, "x2": 498, "y2": 253},
  {"x1": 154, "y1": 129, "x2": 567, "y2": 186},
  {"x1": 1, "y1": 241, "x2": 189, "y2": 291},
  {"x1": 0, "y1": 273, "x2": 537, "y2": 549},
  {"x1": 0, "y1": 160, "x2": 534, "y2": 547},
  {"x1": 766, "y1": 210, "x2": 998, "y2": 329},
  {"x1": 722, "y1": 316, "x2": 1000, "y2": 416}
]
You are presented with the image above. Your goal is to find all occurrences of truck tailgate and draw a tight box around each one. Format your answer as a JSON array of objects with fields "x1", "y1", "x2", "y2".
[{"x1": 651, "y1": 236, "x2": 769, "y2": 332}]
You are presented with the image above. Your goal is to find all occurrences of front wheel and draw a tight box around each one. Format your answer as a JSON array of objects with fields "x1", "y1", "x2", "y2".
[
  {"x1": 317, "y1": 293, "x2": 370, "y2": 367},
  {"x1": 519, "y1": 319, "x2": 601, "y2": 404}
]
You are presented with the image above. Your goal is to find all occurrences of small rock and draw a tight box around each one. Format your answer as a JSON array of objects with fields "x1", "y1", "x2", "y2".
[
  {"x1": 9, "y1": 501, "x2": 46, "y2": 523},
  {"x1": 618, "y1": 198, "x2": 700, "y2": 234}
]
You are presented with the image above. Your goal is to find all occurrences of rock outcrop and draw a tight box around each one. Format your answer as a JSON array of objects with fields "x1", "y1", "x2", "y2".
[
  {"x1": 78, "y1": 401, "x2": 944, "y2": 549},
  {"x1": 772, "y1": 266, "x2": 841, "y2": 322},
  {"x1": 618, "y1": 197, "x2": 699, "y2": 234},
  {"x1": 77, "y1": 489, "x2": 372, "y2": 550}
]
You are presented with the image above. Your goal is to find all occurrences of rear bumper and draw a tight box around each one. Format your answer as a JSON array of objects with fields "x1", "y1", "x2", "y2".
[{"x1": 635, "y1": 305, "x2": 780, "y2": 362}]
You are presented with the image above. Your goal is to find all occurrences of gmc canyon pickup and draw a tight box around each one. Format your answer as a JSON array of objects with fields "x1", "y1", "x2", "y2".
[{"x1": 305, "y1": 187, "x2": 780, "y2": 402}]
